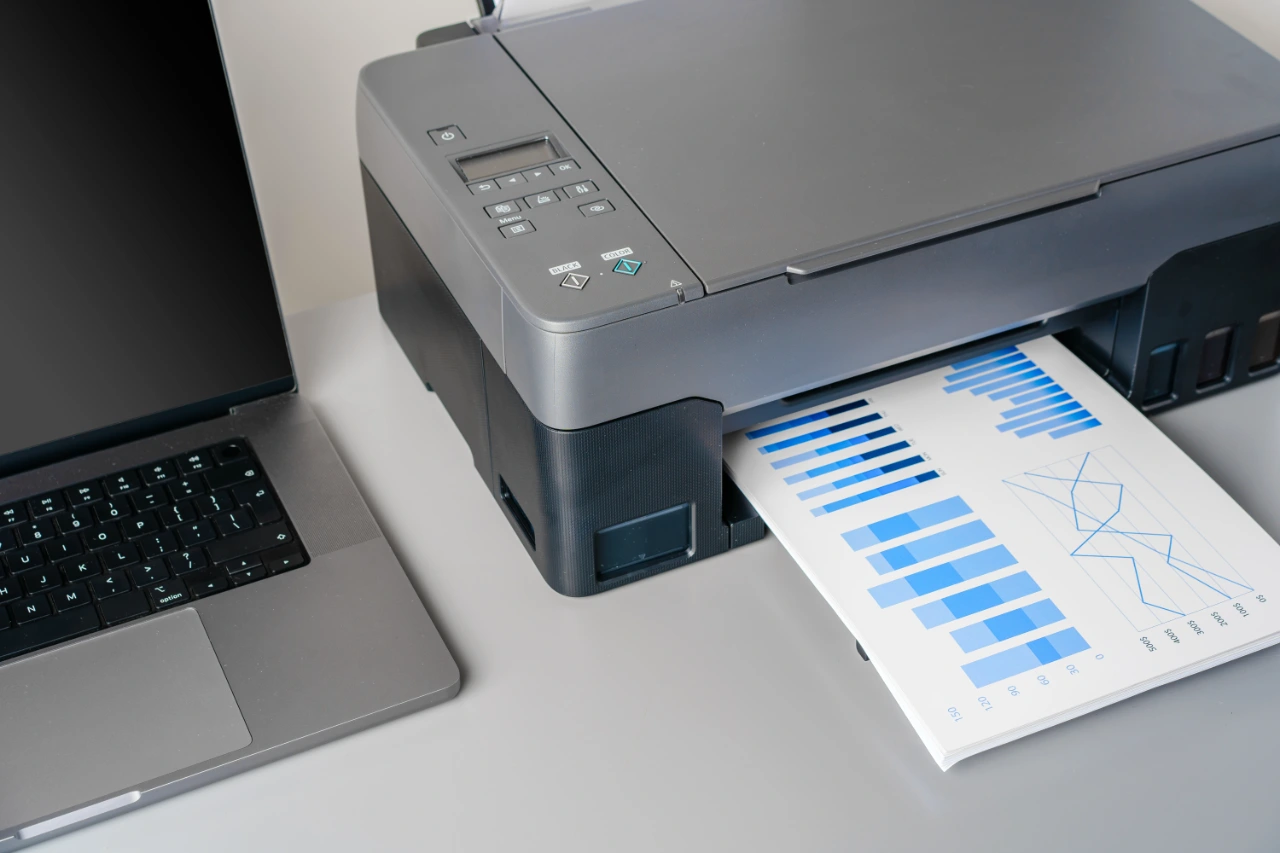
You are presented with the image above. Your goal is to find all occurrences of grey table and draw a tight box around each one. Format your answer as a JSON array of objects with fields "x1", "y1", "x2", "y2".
[{"x1": 44, "y1": 294, "x2": 1280, "y2": 852}]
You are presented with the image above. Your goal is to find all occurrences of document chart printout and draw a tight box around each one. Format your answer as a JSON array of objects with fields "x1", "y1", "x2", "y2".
[{"x1": 724, "y1": 336, "x2": 1280, "y2": 769}]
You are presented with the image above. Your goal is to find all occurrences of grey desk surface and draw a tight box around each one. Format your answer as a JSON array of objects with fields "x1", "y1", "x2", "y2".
[{"x1": 44, "y1": 293, "x2": 1280, "y2": 852}]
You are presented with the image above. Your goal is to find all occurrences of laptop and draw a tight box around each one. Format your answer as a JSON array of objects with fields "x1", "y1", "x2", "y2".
[{"x1": 0, "y1": 1, "x2": 460, "y2": 846}]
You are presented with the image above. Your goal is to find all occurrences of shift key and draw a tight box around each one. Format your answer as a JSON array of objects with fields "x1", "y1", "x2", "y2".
[{"x1": 206, "y1": 523, "x2": 292, "y2": 565}]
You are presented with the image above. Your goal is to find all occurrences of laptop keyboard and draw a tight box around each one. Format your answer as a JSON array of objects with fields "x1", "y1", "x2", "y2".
[{"x1": 0, "y1": 438, "x2": 308, "y2": 663}]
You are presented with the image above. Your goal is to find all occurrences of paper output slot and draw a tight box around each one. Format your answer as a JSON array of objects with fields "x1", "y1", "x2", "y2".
[{"x1": 499, "y1": 477, "x2": 535, "y2": 550}]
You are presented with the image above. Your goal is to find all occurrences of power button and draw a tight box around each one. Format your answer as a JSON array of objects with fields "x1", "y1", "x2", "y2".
[{"x1": 428, "y1": 126, "x2": 464, "y2": 145}]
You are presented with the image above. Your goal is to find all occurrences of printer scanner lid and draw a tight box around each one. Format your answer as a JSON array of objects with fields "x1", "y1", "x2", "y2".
[{"x1": 499, "y1": 0, "x2": 1280, "y2": 293}]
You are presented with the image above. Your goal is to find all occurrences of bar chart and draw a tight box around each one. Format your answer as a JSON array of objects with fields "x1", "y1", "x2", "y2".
[
  {"x1": 1005, "y1": 448, "x2": 1253, "y2": 630},
  {"x1": 941, "y1": 345, "x2": 1101, "y2": 440}
]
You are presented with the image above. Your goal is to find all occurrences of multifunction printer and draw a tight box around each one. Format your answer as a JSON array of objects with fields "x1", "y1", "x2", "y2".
[{"x1": 357, "y1": 0, "x2": 1280, "y2": 595}]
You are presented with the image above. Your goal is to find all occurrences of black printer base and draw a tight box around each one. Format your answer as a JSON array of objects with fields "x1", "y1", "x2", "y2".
[{"x1": 363, "y1": 167, "x2": 764, "y2": 596}]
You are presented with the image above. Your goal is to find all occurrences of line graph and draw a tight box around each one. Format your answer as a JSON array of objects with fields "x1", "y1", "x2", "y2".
[{"x1": 1005, "y1": 448, "x2": 1251, "y2": 630}]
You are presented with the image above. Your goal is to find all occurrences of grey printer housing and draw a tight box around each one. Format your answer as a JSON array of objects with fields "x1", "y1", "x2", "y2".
[{"x1": 357, "y1": 0, "x2": 1280, "y2": 596}]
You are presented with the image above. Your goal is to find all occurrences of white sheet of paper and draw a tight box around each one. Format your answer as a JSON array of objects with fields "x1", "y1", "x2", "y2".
[{"x1": 725, "y1": 336, "x2": 1280, "y2": 769}]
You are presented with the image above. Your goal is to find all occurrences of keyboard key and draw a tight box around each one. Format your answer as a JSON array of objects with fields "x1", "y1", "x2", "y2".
[
  {"x1": 131, "y1": 488, "x2": 169, "y2": 512},
  {"x1": 128, "y1": 562, "x2": 168, "y2": 587},
  {"x1": 60, "y1": 556, "x2": 102, "y2": 583},
  {"x1": 28, "y1": 492, "x2": 67, "y2": 518},
  {"x1": 140, "y1": 460, "x2": 178, "y2": 485},
  {"x1": 91, "y1": 572, "x2": 130, "y2": 600},
  {"x1": 23, "y1": 570, "x2": 62, "y2": 595},
  {"x1": 18, "y1": 519, "x2": 56, "y2": 546},
  {"x1": 186, "y1": 571, "x2": 229, "y2": 599},
  {"x1": 52, "y1": 583, "x2": 91, "y2": 611},
  {"x1": 84, "y1": 525, "x2": 122, "y2": 550},
  {"x1": 12, "y1": 596, "x2": 52, "y2": 625},
  {"x1": 43, "y1": 536, "x2": 83, "y2": 562},
  {"x1": 158, "y1": 501, "x2": 198, "y2": 528},
  {"x1": 6, "y1": 545, "x2": 44, "y2": 573},
  {"x1": 228, "y1": 565, "x2": 266, "y2": 587},
  {"x1": 122, "y1": 512, "x2": 160, "y2": 539},
  {"x1": 167, "y1": 478, "x2": 206, "y2": 501},
  {"x1": 206, "y1": 523, "x2": 292, "y2": 565},
  {"x1": 212, "y1": 510, "x2": 255, "y2": 538},
  {"x1": 176, "y1": 449, "x2": 215, "y2": 475},
  {"x1": 211, "y1": 440, "x2": 250, "y2": 466},
  {"x1": 104, "y1": 470, "x2": 142, "y2": 495},
  {"x1": 176, "y1": 520, "x2": 215, "y2": 548},
  {"x1": 65, "y1": 482, "x2": 105, "y2": 506},
  {"x1": 167, "y1": 550, "x2": 208, "y2": 575},
  {"x1": 265, "y1": 549, "x2": 306, "y2": 575},
  {"x1": 139, "y1": 531, "x2": 178, "y2": 559},
  {"x1": 94, "y1": 498, "x2": 133, "y2": 523},
  {"x1": 224, "y1": 555, "x2": 262, "y2": 574},
  {"x1": 0, "y1": 609, "x2": 9, "y2": 631},
  {"x1": 57, "y1": 508, "x2": 97, "y2": 535},
  {"x1": 98, "y1": 590, "x2": 151, "y2": 627},
  {"x1": 195, "y1": 491, "x2": 233, "y2": 517},
  {"x1": 205, "y1": 462, "x2": 259, "y2": 492},
  {"x1": 0, "y1": 606, "x2": 100, "y2": 661},
  {"x1": 233, "y1": 484, "x2": 282, "y2": 524},
  {"x1": 0, "y1": 528, "x2": 16, "y2": 553},
  {"x1": 101, "y1": 544, "x2": 141, "y2": 570},
  {"x1": 146, "y1": 580, "x2": 189, "y2": 610},
  {"x1": 0, "y1": 579, "x2": 21, "y2": 604},
  {"x1": 0, "y1": 502, "x2": 25, "y2": 528}
]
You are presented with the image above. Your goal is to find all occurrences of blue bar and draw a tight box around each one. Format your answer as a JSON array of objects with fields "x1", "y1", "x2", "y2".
[
  {"x1": 1001, "y1": 392, "x2": 1072, "y2": 420},
  {"x1": 948, "y1": 345, "x2": 1019, "y2": 372},
  {"x1": 988, "y1": 375, "x2": 1054, "y2": 401},
  {"x1": 745, "y1": 399, "x2": 868, "y2": 439},
  {"x1": 1008, "y1": 383, "x2": 1064, "y2": 406},
  {"x1": 769, "y1": 426, "x2": 896, "y2": 469},
  {"x1": 758, "y1": 413, "x2": 883, "y2": 453},
  {"x1": 842, "y1": 496, "x2": 972, "y2": 550},
  {"x1": 797, "y1": 456, "x2": 924, "y2": 500},
  {"x1": 950, "y1": 599, "x2": 1064, "y2": 652},
  {"x1": 962, "y1": 628, "x2": 1090, "y2": 688},
  {"x1": 969, "y1": 367, "x2": 1045, "y2": 396},
  {"x1": 996, "y1": 400, "x2": 1082, "y2": 432},
  {"x1": 944, "y1": 353, "x2": 1029, "y2": 384},
  {"x1": 1014, "y1": 408, "x2": 1091, "y2": 438},
  {"x1": 1050, "y1": 417, "x2": 1101, "y2": 439},
  {"x1": 810, "y1": 471, "x2": 939, "y2": 516},
  {"x1": 913, "y1": 571, "x2": 1040, "y2": 628},
  {"x1": 784, "y1": 440, "x2": 911, "y2": 484},
  {"x1": 866, "y1": 519, "x2": 994, "y2": 573},
  {"x1": 944, "y1": 361, "x2": 1039, "y2": 394},
  {"x1": 869, "y1": 546, "x2": 1017, "y2": 606}
]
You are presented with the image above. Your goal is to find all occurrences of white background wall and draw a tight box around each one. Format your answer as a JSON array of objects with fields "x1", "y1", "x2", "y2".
[{"x1": 212, "y1": 0, "x2": 1280, "y2": 316}]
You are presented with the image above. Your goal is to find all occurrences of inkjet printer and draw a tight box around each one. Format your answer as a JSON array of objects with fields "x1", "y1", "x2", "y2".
[{"x1": 357, "y1": 0, "x2": 1280, "y2": 596}]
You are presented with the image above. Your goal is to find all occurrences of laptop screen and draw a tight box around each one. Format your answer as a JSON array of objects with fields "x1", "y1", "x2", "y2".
[{"x1": 0, "y1": 1, "x2": 294, "y2": 474}]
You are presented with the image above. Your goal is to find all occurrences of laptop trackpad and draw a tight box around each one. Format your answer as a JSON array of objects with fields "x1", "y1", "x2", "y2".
[{"x1": 0, "y1": 609, "x2": 251, "y2": 834}]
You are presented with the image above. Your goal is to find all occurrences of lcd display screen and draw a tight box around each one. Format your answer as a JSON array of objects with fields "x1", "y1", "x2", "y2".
[{"x1": 458, "y1": 139, "x2": 558, "y2": 181}]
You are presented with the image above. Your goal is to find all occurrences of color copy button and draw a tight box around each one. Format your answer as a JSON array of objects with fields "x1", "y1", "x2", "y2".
[{"x1": 613, "y1": 258, "x2": 642, "y2": 275}]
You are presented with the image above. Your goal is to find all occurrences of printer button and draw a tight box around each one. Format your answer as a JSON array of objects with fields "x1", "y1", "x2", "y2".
[
  {"x1": 484, "y1": 200, "x2": 522, "y2": 218},
  {"x1": 521, "y1": 166, "x2": 552, "y2": 182},
  {"x1": 523, "y1": 191, "x2": 561, "y2": 208},
  {"x1": 561, "y1": 180, "x2": 598, "y2": 198},
  {"x1": 497, "y1": 173, "x2": 528, "y2": 188},
  {"x1": 579, "y1": 200, "x2": 614, "y2": 217},
  {"x1": 428, "y1": 126, "x2": 464, "y2": 145},
  {"x1": 612, "y1": 258, "x2": 642, "y2": 275},
  {"x1": 468, "y1": 180, "x2": 498, "y2": 195},
  {"x1": 500, "y1": 221, "x2": 536, "y2": 239},
  {"x1": 550, "y1": 160, "x2": 579, "y2": 175},
  {"x1": 560, "y1": 273, "x2": 589, "y2": 290}
]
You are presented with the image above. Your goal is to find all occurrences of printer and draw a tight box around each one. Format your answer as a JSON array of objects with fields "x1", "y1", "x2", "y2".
[{"x1": 357, "y1": 0, "x2": 1280, "y2": 596}]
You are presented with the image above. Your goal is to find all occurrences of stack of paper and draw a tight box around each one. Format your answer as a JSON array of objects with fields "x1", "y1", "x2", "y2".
[{"x1": 724, "y1": 336, "x2": 1280, "y2": 769}]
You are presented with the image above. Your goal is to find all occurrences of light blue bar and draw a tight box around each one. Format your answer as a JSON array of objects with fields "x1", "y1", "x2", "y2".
[
  {"x1": 944, "y1": 361, "x2": 1039, "y2": 394},
  {"x1": 869, "y1": 546, "x2": 1016, "y2": 605},
  {"x1": 784, "y1": 440, "x2": 910, "y2": 484},
  {"x1": 913, "y1": 570, "x2": 1039, "y2": 628},
  {"x1": 950, "y1": 599, "x2": 1064, "y2": 652},
  {"x1": 769, "y1": 426, "x2": 896, "y2": 469},
  {"x1": 1050, "y1": 417, "x2": 1101, "y2": 440},
  {"x1": 969, "y1": 367, "x2": 1045, "y2": 396},
  {"x1": 944, "y1": 353, "x2": 1029, "y2": 385},
  {"x1": 797, "y1": 455, "x2": 923, "y2": 500},
  {"x1": 1001, "y1": 392, "x2": 1072, "y2": 420},
  {"x1": 949, "y1": 345, "x2": 1019, "y2": 372},
  {"x1": 988, "y1": 375, "x2": 1053, "y2": 401},
  {"x1": 841, "y1": 496, "x2": 971, "y2": 550},
  {"x1": 866, "y1": 519, "x2": 994, "y2": 572},
  {"x1": 962, "y1": 628, "x2": 1089, "y2": 688},
  {"x1": 1014, "y1": 408, "x2": 1091, "y2": 437},
  {"x1": 810, "y1": 471, "x2": 939, "y2": 516},
  {"x1": 1008, "y1": 383, "x2": 1063, "y2": 406},
  {"x1": 745, "y1": 399, "x2": 868, "y2": 439},
  {"x1": 997, "y1": 400, "x2": 1082, "y2": 432}
]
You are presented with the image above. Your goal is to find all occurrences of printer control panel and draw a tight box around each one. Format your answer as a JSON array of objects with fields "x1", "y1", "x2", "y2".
[{"x1": 359, "y1": 36, "x2": 704, "y2": 334}]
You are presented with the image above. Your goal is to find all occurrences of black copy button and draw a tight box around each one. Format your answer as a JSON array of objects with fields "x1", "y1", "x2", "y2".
[
  {"x1": 524, "y1": 191, "x2": 560, "y2": 208},
  {"x1": 428, "y1": 126, "x2": 464, "y2": 145},
  {"x1": 500, "y1": 221, "x2": 536, "y2": 239},
  {"x1": 561, "y1": 180, "x2": 598, "y2": 198},
  {"x1": 580, "y1": 200, "x2": 614, "y2": 217},
  {"x1": 484, "y1": 200, "x2": 522, "y2": 218}
]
